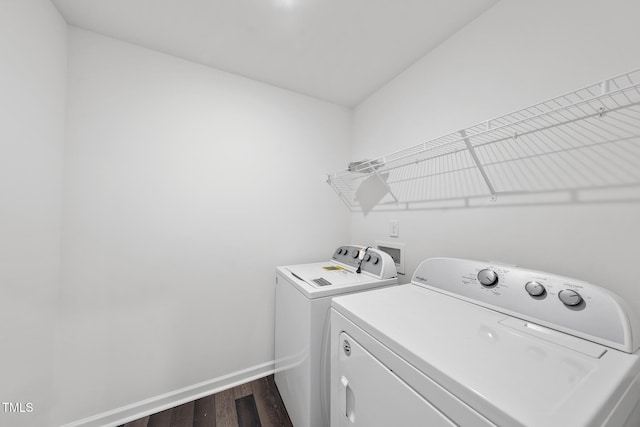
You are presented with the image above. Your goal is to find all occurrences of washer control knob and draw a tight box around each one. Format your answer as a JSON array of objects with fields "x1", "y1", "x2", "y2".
[
  {"x1": 478, "y1": 269, "x2": 498, "y2": 287},
  {"x1": 371, "y1": 256, "x2": 379, "y2": 265},
  {"x1": 525, "y1": 281, "x2": 546, "y2": 297},
  {"x1": 352, "y1": 250, "x2": 360, "y2": 259},
  {"x1": 365, "y1": 254, "x2": 372, "y2": 262},
  {"x1": 337, "y1": 248, "x2": 343, "y2": 255},
  {"x1": 559, "y1": 289, "x2": 583, "y2": 306}
]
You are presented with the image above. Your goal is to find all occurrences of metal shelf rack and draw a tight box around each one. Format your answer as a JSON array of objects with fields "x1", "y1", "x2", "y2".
[{"x1": 327, "y1": 68, "x2": 640, "y2": 212}]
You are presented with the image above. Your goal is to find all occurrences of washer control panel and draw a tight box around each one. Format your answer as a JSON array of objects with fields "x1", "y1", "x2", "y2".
[
  {"x1": 412, "y1": 257, "x2": 637, "y2": 353},
  {"x1": 332, "y1": 245, "x2": 396, "y2": 279},
  {"x1": 333, "y1": 246, "x2": 364, "y2": 268}
]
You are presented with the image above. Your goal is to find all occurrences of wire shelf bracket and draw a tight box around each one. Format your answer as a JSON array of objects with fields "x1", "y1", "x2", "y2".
[{"x1": 460, "y1": 129, "x2": 497, "y2": 202}]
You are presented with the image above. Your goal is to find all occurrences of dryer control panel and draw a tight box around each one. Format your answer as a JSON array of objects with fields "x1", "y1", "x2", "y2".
[
  {"x1": 333, "y1": 246, "x2": 396, "y2": 280},
  {"x1": 412, "y1": 257, "x2": 639, "y2": 353}
]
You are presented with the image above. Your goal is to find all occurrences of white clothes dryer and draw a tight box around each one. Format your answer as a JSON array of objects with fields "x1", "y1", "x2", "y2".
[
  {"x1": 330, "y1": 257, "x2": 640, "y2": 427},
  {"x1": 275, "y1": 245, "x2": 397, "y2": 427}
]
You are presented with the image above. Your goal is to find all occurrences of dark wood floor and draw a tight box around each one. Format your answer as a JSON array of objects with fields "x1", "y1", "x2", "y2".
[{"x1": 119, "y1": 375, "x2": 292, "y2": 427}]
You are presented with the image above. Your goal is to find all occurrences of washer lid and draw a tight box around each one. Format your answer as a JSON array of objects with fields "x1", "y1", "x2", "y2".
[
  {"x1": 277, "y1": 263, "x2": 396, "y2": 299},
  {"x1": 332, "y1": 285, "x2": 640, "y2": 427}
]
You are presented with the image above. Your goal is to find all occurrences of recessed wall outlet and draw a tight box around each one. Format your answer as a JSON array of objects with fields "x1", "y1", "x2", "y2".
[
  {"x1": 389, "y1": 220, "x2": 399, "y2": 237},
  {"x1": 376, "y1": 240, "x2": 405, "y2": 275}
]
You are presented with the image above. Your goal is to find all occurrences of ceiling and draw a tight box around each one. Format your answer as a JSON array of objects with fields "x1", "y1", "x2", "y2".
[{"x1": 51, "y1": 0, "x2": 498, "y2": 107}]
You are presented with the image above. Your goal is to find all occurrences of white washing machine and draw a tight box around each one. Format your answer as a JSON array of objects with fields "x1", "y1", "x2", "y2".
[
  {"x1": 330, "y1": 257, "x2": 640, "y2": 427},
  {"x1": 275, "y1": 245, "x2": 398, "y2": 427}
]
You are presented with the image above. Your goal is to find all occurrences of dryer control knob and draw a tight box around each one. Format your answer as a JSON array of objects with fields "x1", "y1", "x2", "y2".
[
  {"x1": 478, "y1": 269, "x2": 498, "y2": 287},
  {"x1": 351, "y1": 250, "x2": 360, "y2": 259},
  {"x1": 525, "y1": 281, "x2": 546, "y2": 297},
  {"x1": 365, "y1": 254, "x2": 372, "y2": 262},
  {"x1": 559, "y1": 289, "x2": 583, "y2": 307},
  {"x1": 371, "y1": 256, "x2": 379, "y2": 265}
]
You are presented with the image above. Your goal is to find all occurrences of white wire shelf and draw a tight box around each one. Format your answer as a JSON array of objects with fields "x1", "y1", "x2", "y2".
[{"x1": 327, "y1": 68, "x2": 640, "y2": 212}]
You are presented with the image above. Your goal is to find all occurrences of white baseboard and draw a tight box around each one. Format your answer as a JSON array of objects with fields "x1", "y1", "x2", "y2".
[{"x1": 59, "y1": 360, "x2": 275, "y2": 427}]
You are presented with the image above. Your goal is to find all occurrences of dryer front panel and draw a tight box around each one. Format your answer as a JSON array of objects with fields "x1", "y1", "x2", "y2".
[{"x1": 333, "y1": 331, "x2": 455, "y2": 427}]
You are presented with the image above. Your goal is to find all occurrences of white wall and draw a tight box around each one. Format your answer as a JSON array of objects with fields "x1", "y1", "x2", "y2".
[
  {"x1": 0, "y1": 0, "x2": 67, "y2": 426},
  {"x1": 53, "y1": 27, "x2": 351, "y2": 425},
  {"x1": 351, "y1": 0, "x2": 640, "y2": 314}
]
